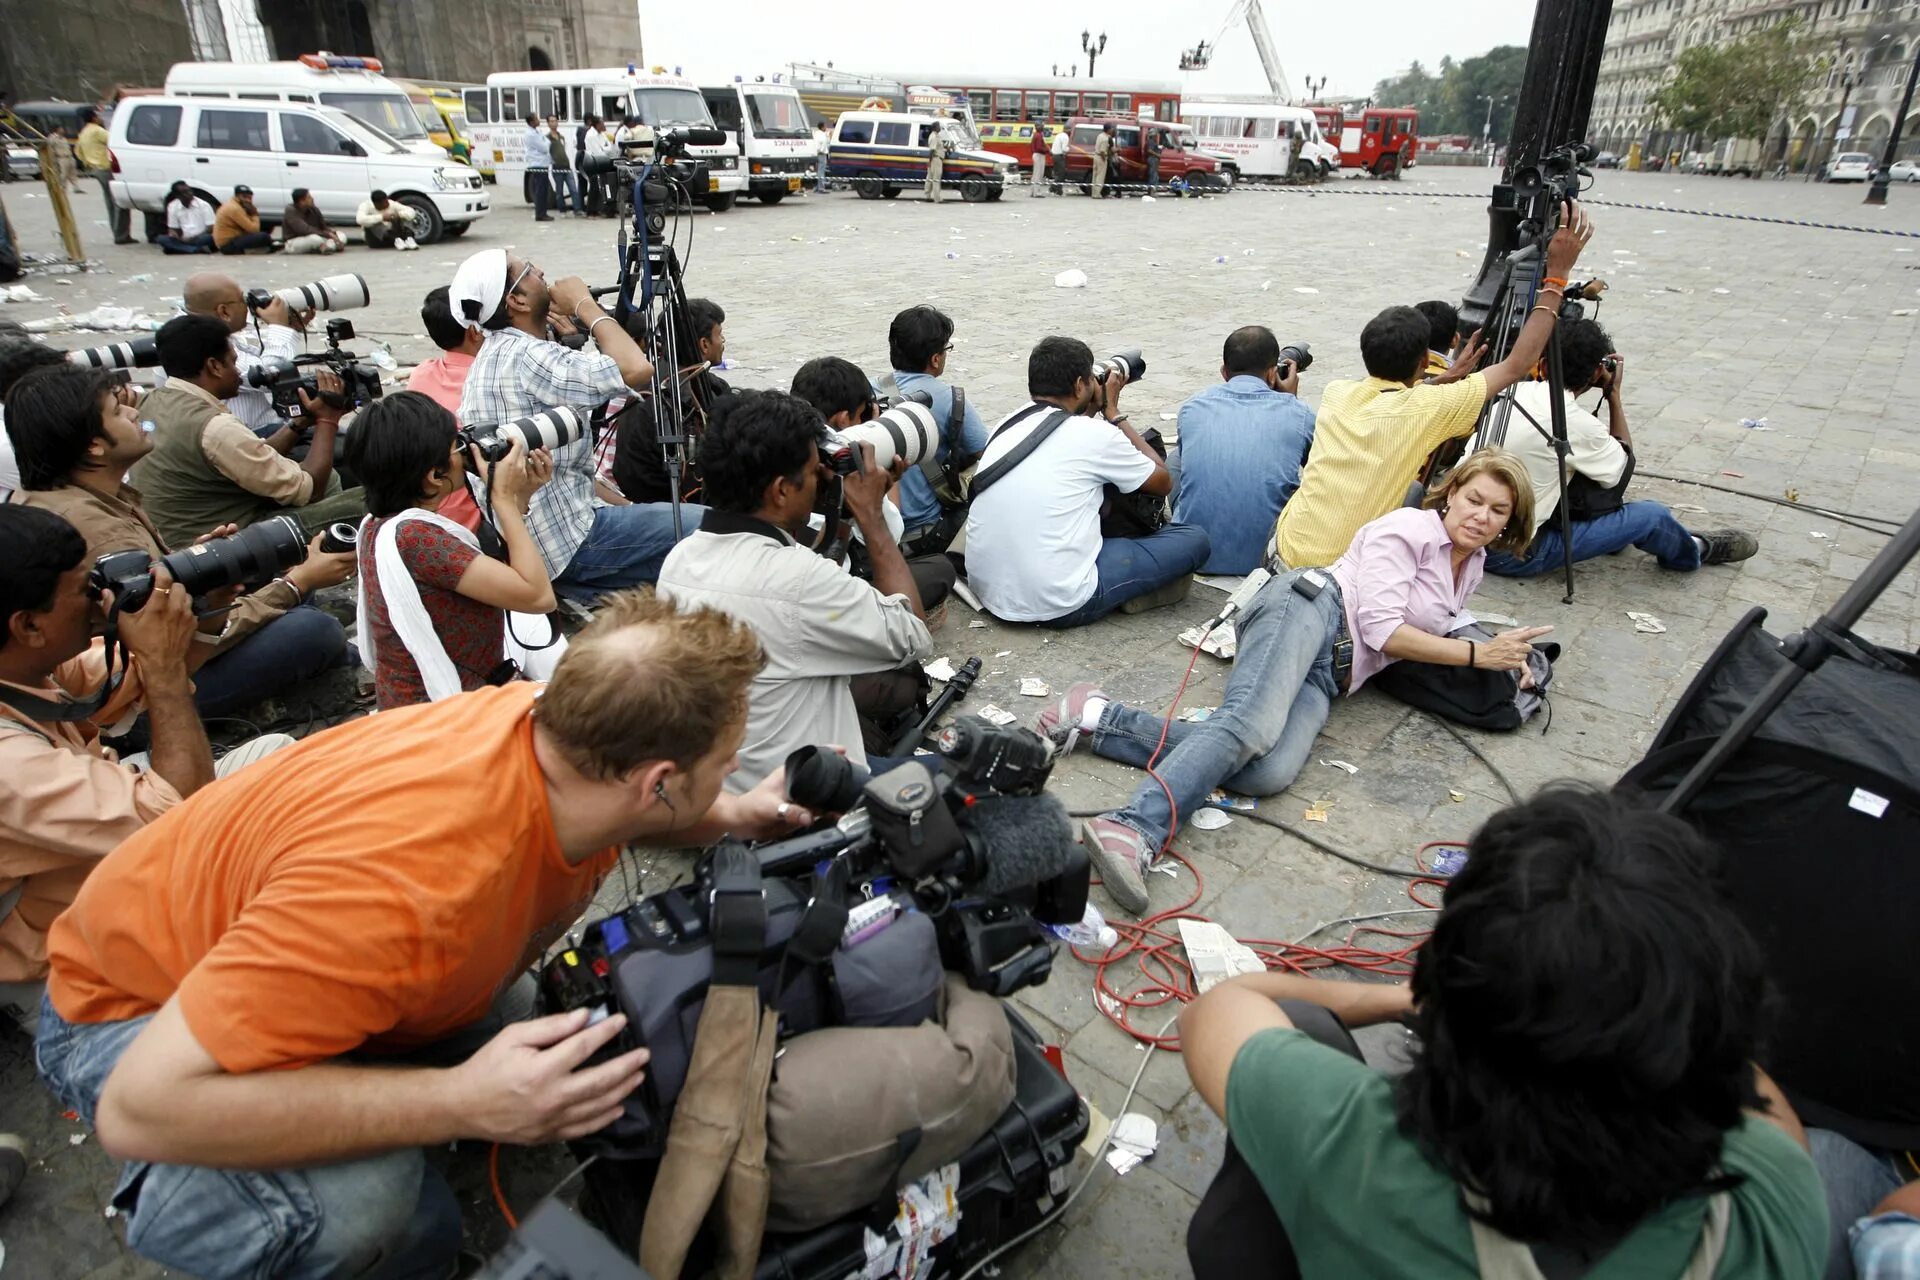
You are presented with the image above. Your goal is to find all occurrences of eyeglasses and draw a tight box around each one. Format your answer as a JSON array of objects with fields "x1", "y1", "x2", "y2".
[{"x1": 507, "y1": 260, "x2": 536, "y2": 297}]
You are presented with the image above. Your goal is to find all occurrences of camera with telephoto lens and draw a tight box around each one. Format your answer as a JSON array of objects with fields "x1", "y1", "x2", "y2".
[
  {"x1": 458, "y1": 406, "x2": 588, "y2": 464},
  {"x1": 88, "y1": 514, "x2": 307, "y2": 614},
  {"x1": 245, "y1": 318, "x2": 384, "y2": 414},
  {"x1": 316, "y1": 521, "x2": 359, "y2": 554},
  {"x1": 1092, "y1": 348, "x2": 1145, "y2": 387},
  {"x1": 67, "y1": 337, "x2": 160, "y2": 372},
  {"x1": 1279, "y1": 341, "x2": 1313, "y2": 374},
  {"x1": 817, "y1": 393, "x2": 938, "y2": 477},
  {"x1": 243, "y1": 273, "x2": 371, "y2": 316}
]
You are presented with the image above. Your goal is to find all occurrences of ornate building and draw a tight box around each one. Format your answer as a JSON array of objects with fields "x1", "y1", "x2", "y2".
[{"x1": 1590, "y1": 0, "x2": 1920, "y2": 170}]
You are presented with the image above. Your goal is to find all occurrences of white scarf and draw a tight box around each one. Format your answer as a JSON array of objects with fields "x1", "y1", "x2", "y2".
[{"x1": 355, "y1": 507, "x2": 565, "y2": 701}]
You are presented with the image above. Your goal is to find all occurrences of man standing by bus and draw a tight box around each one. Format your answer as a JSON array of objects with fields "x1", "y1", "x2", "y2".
[
  {"x1": 925, "y1": 124, "x2": 949, "y2": 203},
  {"x1": 523, "y1": 114, "x2": 553, "y2": 222},
  {"x1": 1030, "y1": 125, "x2": 1049, "y2": 197},
  {"x1": 1051, "y1": 124, "x2": 1071, "y2": 193}
]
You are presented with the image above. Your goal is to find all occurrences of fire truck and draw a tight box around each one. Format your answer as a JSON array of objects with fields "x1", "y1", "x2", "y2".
[{"x1": 1307, "y1": 104, "x2": 1418, "y2": 177}]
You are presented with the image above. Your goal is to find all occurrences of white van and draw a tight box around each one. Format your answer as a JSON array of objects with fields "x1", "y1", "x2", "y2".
[
  {"x1": 474, "y1": 68, "x2": 744, "y2": 212},
  {"x1": 108, "y1": 96, "x2": 489, "y2": 244},
  {"x1": 1180, "y1": 100, "x2": 1321, "y2": 180},
  {"x1": 699, "y1": 78, "x2": 817, "y2": 205},
  {"x1": 164, "y1": 53, "x2": 445, "y2": 159}
]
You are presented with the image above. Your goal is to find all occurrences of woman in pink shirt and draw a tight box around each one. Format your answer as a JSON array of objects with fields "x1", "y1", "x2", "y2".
[{"x1": 1038, "y1": 449, "x2": 1550, "y2": 915}]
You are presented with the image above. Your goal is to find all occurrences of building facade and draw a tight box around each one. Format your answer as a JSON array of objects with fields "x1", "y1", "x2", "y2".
[{"x1": 1591, "y1": 0, "x2": 1920, "y2": 171}]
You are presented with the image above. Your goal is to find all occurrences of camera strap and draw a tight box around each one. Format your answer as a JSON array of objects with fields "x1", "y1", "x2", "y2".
[
  {"x1": 706, "y1": 842, "x2": 768, "y2": 988},
  {"x1": 0, "y1": 631, "x2": 127, "y2": 725},
  {"x1": 967, "y1": 405, "x2": 1070, "y2": 501}
]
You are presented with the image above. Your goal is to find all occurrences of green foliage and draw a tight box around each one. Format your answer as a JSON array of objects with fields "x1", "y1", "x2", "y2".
[
  {"x1": 1650, "y1": 19, "x2": 1826, "y2": 141},
  {"x1": 1372, "y1": 45, "x2": 1528, "y2": 137}
]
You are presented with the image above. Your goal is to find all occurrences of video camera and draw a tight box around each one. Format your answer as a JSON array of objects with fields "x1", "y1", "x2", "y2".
[
  {"x1": 244, "y1": 318, "x2": 384, "y2": 414},
  {"x1": 458, "y1": 406, "x2": 590, "y2": 464},
  {"x1": 67, "y1": 337, "x2": 159, "y2": 372},
  {"x1": 243, "y1": 273, "x2": 371, "y2": 316},
  {"x1": 595, "y1": 124, "x2": 723, "y2": 235},
  {"x1": 537, "y1": 721, "x2": 1088, "y2": 1156},
  {"x1": 818, "y1": 392, "x2": 939, "y2": 477},
  {"x1": 89, "y1": 514, "x2": 308, "y2": 613}
]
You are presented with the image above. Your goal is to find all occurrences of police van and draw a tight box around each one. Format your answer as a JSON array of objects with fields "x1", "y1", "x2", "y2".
[
  {"x1": 163, "y1": 54, "x2": 445, "y2": 159},
  {"x1": 827, "y1": 109, "x2": 1012, "y2": 201},
  {"x1": 699, "y1": 77, "x2": 817, "y2": 205},
  {"x1": 470, "y1": 67, "x2": 744, "y2": 212}
]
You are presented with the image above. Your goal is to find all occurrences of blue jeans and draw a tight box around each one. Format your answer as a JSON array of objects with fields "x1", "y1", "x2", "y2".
[
  {"x1": 192, "y1": 606, "x2": 350, "y2": 718},
  {"x1": 156, "y1": 232, "x2": 214, "y2": 254},
  {"x1": 1093, "y1": 571, "x2": 1342, "y2": 848},
  {"x1": 550, "y1": 169, "x2": 579, "y2": 212},
  {"x1": 555, "y1": 501, "x2": 704, "y2": 600},
  {"x1": 36, "y1": 996, "x2": 463, "y2": 1280},
  {"x1": 1485, "y1": 501, "x2": 1700, "y2": 577},
  {"x1": 219, "y1": 231, "x2": 274, "y2": 255},
  {"x1": 1809, "y1": 1128, "x2": 1906, "y2": 1280},
  {"x1": 1042, "y1": 522, "x2": 1212, "y2": 628}
]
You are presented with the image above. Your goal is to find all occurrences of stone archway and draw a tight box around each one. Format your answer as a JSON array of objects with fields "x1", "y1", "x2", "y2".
[
  {"x1": 1790, "y1": 115, "x2": 1818, "y2": 171},
  {"x1": 528, "y1": 44, "x2": 553, "y2": 71}
]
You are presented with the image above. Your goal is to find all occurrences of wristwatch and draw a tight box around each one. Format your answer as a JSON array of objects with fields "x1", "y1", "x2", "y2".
[{"x1": 1106, "y1": 413, "x2": 1130, "y2": 426}]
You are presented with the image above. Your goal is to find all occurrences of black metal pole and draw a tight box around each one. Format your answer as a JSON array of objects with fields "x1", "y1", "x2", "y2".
[
  {"x1": 1542, "y1": 325, "x2": 1579, "y2": 604},
  {"x1": 1865, "y1": 45, "x2": 1920, "y2": 205}
]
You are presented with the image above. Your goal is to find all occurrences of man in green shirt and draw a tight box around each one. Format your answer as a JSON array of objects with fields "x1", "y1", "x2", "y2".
[{"x1": 1180, "y1": 785, "x2": 1828, "y2": 1280}]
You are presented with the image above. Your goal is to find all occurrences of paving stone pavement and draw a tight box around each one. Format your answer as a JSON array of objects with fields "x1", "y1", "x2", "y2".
[{"x1": 1, "y1": 164, "x2": 1917, "y2": 1277}]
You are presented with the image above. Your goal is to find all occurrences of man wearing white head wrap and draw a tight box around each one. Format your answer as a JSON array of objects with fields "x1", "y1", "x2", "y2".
[{"x1": 452, "y1": 248, "x2": 699, "y2": 601}]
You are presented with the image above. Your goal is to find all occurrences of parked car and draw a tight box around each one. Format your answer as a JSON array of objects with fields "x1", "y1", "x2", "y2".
[
  {"x1": 1823, "y1": 151, "x2": 1874, "y2": 183},
  {"x1": 1061, "y1": 118, "x2": 1231, "y2": 192},
  {"x1": 1593, "y1": 150, "x2": 1621, "y2": 169},
  {"x1": 827, "y1": 110, "x2": 1012, "y2": 201},
  {"x1": 107, "y1": 95, "x2": 488, "y2": 244},
  {"x1": 1889, "y1": 159, "x2": 1920, "y2": 182}
]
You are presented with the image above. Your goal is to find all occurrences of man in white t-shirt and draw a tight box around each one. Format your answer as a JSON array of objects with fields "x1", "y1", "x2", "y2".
[
  {"x1": 963, "y1": 336, "x2": 1209, "y2": 626},
  {"x1": 158, "y1": 181, "x2": 218, "y2": 255},
  {"x1": 1485, "y1": 318, "x2": 1756, "y2": 576}
]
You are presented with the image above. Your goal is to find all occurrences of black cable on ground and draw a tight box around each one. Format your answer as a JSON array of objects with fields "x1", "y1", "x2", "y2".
[
  {"x1": 1065, "y1": 804, "x2": 1423, "y2": 879},
  {"x1": 1423, "y1": 714, "x2": 1522, "y2": 804},
  {"x1": 1637, "y1": 469, "x2": 1903, "y2": 536}
]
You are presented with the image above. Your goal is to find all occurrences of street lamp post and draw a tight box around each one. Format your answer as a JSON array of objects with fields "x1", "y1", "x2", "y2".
[
  {"x1": 1867, "y1": 42, "x2": 1920, "y2": 203},
  {"x1": 1304, "y1": 75, "x2": 1328, "y2": 101},
  {"x1": 1082, "y1": 30, "x2": 1108, "y2": 78},
  {"x1": 1481, "y1": 94, "x2": 1506, "y2": 166}
]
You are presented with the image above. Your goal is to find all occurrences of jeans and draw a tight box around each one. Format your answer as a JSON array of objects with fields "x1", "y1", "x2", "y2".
[
  {"x1": 550, "y1": 168, "x2": 579, "y2": 213},
  {"x1": 156, "y1": 232, "x2": 214, "y2": 254},
  {"x1": 35, "y1": 995, "x2": 465, "y2": 1280},
  {"x1": 1093, "y1": 571, "x2": 1341, "y2": 849},
  {"x1": 529, "y1": 168, "x2": 551, "y2": 218},
  {"x1": 1485, "y1": 501, "x2": 1700, "y2": 577},
  {"x1": 555, "y1": 500, "x2": 704, "y2": 601},
  {"x1": 219, "y1": 231, "x2": 274, "y2": 254},
  {"x1": 1042, "y1": 522, "x2": 1212, "y2": 628},
  {"x1": 816, "y1": 153, "x2": 830, "y2": 190},
  {"x1": 1147, "y1": 155, "x2": 1161, "y2": 188},
  {"x1": 91, "y1": 169, "x2": 132, "y2": 241},
  {"x1": 192, "y1": 605, "x2": 350, "y2": 718},
  {"x1": 1810, "y1": 1128, "x2": 1907, "y2": 1280}
]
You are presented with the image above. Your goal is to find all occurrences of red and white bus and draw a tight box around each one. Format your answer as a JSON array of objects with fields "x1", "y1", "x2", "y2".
[{"x1": 882, "y1": 72, "x2": 1181, "y2": 126}]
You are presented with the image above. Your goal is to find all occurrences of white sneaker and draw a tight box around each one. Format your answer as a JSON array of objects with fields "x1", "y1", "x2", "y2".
[{"x1": 399, "y1": 237, "x2": 416, "y2": 251}]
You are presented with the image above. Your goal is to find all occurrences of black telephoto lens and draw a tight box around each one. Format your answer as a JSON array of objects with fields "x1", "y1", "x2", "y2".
[
  {"x1": 784, "y1": 745, "x2": 872, "y2": 813},
  {"x1": 317, "y1": 521, "x2": 359, "y2": 554},
  {"x1": 1279, "y1": 342, "x2": 1313, "y2": 373},
  {"x1": 156, "y1": 514, "x2": 308, "y2": 599}
]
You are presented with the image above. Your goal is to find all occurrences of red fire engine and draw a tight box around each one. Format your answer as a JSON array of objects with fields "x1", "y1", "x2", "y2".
[{"x1": 1308, "y1": 104, "x2": 1419, "y2": 177}]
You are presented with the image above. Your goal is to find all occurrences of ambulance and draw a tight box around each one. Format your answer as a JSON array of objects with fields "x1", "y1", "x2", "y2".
[{"x1": 163, "y1": 54, "x2": 445, "y2": 159}]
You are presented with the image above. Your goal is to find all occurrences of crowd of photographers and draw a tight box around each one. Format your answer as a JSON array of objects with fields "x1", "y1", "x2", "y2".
[{"x1": 6, "y1": 192, "x2": 1909, "y2": 1280}]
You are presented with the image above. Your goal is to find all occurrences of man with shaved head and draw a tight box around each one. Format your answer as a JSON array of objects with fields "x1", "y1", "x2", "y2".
[{"x1": 180, "y1": 271, "x2": 308, "y2": 440}]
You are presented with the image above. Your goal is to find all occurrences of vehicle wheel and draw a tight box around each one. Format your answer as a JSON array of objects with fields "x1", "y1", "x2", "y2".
[
  {"x1": 1377, "y1": 155, "x2": 1400, "y2": 180},
  {"x1": 705, "y1": 191, "x2": 737, "y2": 213},
  {"x1": 960, "y1": 177, "x2": 993, "y2": 203},
  {"x1": 854, "y1": 170, "x2": 884, "y2": 200},
  {"x1": 396, "y1": 194, "x2": 445, "y2": 244},
  {"x1": 986, "y1": 185, "x2": 1004, "y2": 201},
  {"x1": 442, "y1": 221, "x2": 471, "y2": 237},
  {"x1": 191, "y1": 187, "x2": 219, "y2": 213},
  {"x1": 756, "y1": 191, "x2": 786, "y2": 205},
  {"x1": 1292, "y1": 159, "x2": 1316, "y2": 183},
  {"x1": 880, "y1": 186, "x2": 901, "y2": 200}
]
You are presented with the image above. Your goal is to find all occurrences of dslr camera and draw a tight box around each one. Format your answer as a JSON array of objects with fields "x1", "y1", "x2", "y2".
[
  {"x1": 1279, "y1": 341, "x2": 1313, "y2": 374},
  {"x1": 246, "y1": 318, "x2": 384, "y2": 414},
  {"x1": 89, "y1": 514, "x2": 308, "y2": 613},
  {"x1": 818, "y1": 392, "x2": 939, "y2": 477},
  {"x1": 244, "y1": 273, "x2": 372, "y2": 316},
  {"x1": 458, "y1": 406, "x2": 589, "y2": 464},
  {"x1": 68, "y1": 337, "x2": 160, "y2": 373},
  {"x1": 1092, "y1": 348, "x2": 1146, "y2": 387}
]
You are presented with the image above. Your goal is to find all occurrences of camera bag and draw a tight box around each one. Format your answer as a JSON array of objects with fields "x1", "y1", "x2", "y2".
[
  {"x1": 1368, "y1": 621, "x2": 1559, "y2": 731},
  {"x1": 1100, "y1": 425, "x2": 1171, "y2": 539}
]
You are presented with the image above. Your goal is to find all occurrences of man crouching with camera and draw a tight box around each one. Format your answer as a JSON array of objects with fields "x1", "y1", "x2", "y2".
[
  {"x1": 36, "y1": 593, "x2": 809, "y2": 1280},
  {"x1": 656, "y1": 389, "x2": 934, "y2": 793}
]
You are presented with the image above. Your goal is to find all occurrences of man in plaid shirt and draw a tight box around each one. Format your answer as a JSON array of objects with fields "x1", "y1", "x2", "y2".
[{"x1": 451, "y1": 249, "x2": 699, "y2": 599}]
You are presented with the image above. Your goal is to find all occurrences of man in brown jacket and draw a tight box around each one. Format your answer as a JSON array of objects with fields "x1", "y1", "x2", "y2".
[
  {"x1": 212, "y1": 185, "x2": 277, "y2": 255},
  {"x1": 279, "y1": 188, "x2": 344, "y2": 255}
]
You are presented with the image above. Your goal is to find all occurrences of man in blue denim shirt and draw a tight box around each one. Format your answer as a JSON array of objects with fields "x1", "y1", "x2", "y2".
[
  {"x1": 1171, "y1": 326, "x2": 1315, "y2": 575},
  {"x1": 888, "y1": 305, "x2": 989, "y2": 553}
]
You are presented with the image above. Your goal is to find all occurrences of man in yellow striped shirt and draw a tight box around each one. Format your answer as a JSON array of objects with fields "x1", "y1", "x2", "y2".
[{"x1": 1272, "y1": 202, "x2": 1594, "y2": 569}]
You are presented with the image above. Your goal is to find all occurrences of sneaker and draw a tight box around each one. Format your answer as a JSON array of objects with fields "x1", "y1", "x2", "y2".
[
  {"x1": 1697, "y1": 528, "x2": 1758, "y2": 566},
  {"x1": 1032, "y1": 682, "x2": 1105, "y2": 756},
  {"x1": 1080, "y1": 817, "x2": 1152, "y2": 916},
  {"x1": 1118, "y1": 573, "x2": 1193, "y2": 615}
]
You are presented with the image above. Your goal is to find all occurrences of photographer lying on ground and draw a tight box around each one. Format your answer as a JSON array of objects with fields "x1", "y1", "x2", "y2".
[
  {"x1": 887, "y1": 304, "x2": 989, "y2": 557},
  {"x1": 1179, "y1": 785, "x2": 1825, "y2": 1280},
  {"x1": 657, "y1": 389, "x2": 933, "y2": 791},
  {"x1": 8, "y1": 365, "x2": 353, "y2": 717},
  {"x1": 1485, "y1": 317, "x2": 1757, "y2": 576},
  {"x1": 0, "y1": 506, "x2": 291, "y2": 990},
  {"x1": 451, "y1": 248, "x2": 698, "y2": 599},
  {"x1": 1271, "y1": 201, "x2": 1594, "y2": 571},
  {"x1": 37, "y1": 593, "x2": 809, "y2": 1280},
  {"x1": 345, "y1": 391, "x2": 556, "y2": 710},
  {"x1": 135, "y1": 314, "x2": 366, "y2": 548},
  {"x1": 1040, "y1": 450, "x2": 1547, "y2": 916},
  {"x1": 965, "y1": 336, "x2": 1209, "y2": 626}
]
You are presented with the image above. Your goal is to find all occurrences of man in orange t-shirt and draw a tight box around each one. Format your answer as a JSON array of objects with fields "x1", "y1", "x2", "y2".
[{"x1": 37, "y1": 590, "x2": 809, "y2": 1280}]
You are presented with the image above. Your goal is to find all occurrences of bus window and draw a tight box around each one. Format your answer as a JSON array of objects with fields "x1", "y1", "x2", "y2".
[
  {"x1": 1057, "y1": 92, "x2": 1079, "y2": 116},
  {"x1": 465, "y1": 89, "x2": 489, "y2": 123},
  {"x1": 1025, "y1": 91, "x2": 1049, "y2": 119},
  {"x1": 1252, "y1": 117, "x2": 1275, "y2": 139},
  {"x1": 1084, "y1": 93, "x2": 1108, "y2": 113},
  {"x1": 536, "y1": 88, "x2": 556, "y2": 119},
  {"x1": 876, "y1": 120, "x2": 909, "y2": 146},
  {"x1": 1113, "y1": 94, "x2": 1131, "y2": 114},
  {"x1": 1159, "y1": 100, "x2": 1177, "y2": 120},
  {"x1": 967, "y1": 90, "x2": 991, "y2": 121},
  {"x1": 600, "y1": 94, "x2": 624, "y2": 121},
  {"x1": 994, "y1": 90, "x2": 1019, "y2": 120}
]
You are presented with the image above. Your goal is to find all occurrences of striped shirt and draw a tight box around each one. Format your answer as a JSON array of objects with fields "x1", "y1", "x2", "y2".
[
  {"x1": 1855, "y1": 1212, "x2": 1920, "y2": 1278},
  {"x1": 1273, "y1": 373, "x2": 1486, "y2": 569}
]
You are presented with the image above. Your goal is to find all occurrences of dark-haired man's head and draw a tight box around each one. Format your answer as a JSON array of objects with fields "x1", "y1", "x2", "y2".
[
  {"x1": 1221, "y1": 325, "x2": 1280, "y2": 386},
  {"x1": 1558, "y1": 318, "x2": 1615, "y2": 394},
  {"x1": 681, "y1": 298, "x2": 726, "y2": 368},
  {"x1": 697, "y1": 389, "x2": 825, "y2": 532},
  {"x1": 421, "y1": 285, "x2": 483, "y2": 356},
  {"x1": 371, "y1": 189, "x2": 390, "y2": 208},
  {"x1": 0, "y1": 336, "x2": 69, "y2": 400},
  {"x1": 7, "y1": 365, "x2": 149, "y2": 490},
  {"x1": 1359, "y1": 305, "x2": 1433, "y2": 384},
  {"x1": 344, "y1": 391, "x2": 464, "y2": 518},
  {"x1": 156, "y1": 313, "x2": 242, "y2": 397},
  {"x1": 1395, "y1": 784, "x2": 1767, "y2": 1255},
  {"x1": 0, "y1": 506, "x2": 92, "y2": 672},
  {"x1": 1414, "y1": 299, "x2": 1459, "y2": 357},
  {"x1": 791, "y1": 356, "x2": 875, "y2": 429},
  {"x1": 1028, "y1": 335, "x2": 1097, "y2": 414},
  {"x1": 168, "y1": 180, "x2": 193, "y2": 205},
  {"x1": 291, "y1": 186, "x2": 314, "y2": 209},
  {"x1": 888, "y1": 305, "x2": 955, "y2": 376}
]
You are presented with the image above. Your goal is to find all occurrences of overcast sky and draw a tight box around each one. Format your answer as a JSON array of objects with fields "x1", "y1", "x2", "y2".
[{"x1": 641, "y1": 0, "x2": 1539, "y2": 102}]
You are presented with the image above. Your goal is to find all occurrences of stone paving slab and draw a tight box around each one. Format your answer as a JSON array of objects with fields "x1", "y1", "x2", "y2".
[{"x1": 1, "y1": 164, "x2": 1916, "y2": 1276}]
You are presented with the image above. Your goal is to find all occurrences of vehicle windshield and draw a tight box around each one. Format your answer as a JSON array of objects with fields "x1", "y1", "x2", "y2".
[
  {"x1": 318, "y1": 91, "x2": 430, "y2": 140},
  {"x1": 412, "y1": 101, "x2": 443, "y2": 133},
  {"x1": 632, "y1": 87, "x2": 713, "y2": 130},
  {"x1": 745, "y1": 91, "x2": 809, "y2": 138},
  {"x1": 315, "y1": 106, "x2": 410, "y2": 156},
  {"x1": 449, "y1": 113, "x2": 468, "y2": 132}
]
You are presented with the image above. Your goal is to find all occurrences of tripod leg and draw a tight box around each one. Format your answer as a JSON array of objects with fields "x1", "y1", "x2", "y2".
[{"x1": 1543, "y1": 325, "x2": 1578, "y2": 604}]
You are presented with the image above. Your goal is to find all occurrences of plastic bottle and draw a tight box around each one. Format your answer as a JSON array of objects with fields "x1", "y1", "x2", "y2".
[{"x1": 1048, "y1": 902, "x2": 1119, "y2": 950}]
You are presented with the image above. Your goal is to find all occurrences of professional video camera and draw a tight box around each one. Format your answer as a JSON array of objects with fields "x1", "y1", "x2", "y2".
[
  {"x1": 243, "y1": 273, "x2": 371, "y2": 316},
  {"x1": 590, "y1": 124, "x2": 723, "y2": 234},
  {"x1": 818, "y1": 394, "x2": 939, "y2": 477},
  {"x1": 538, "y1": 720, "x2": 1088, "y2": 1157},
  {"x1": 244, "y1": 318, "x2": 384, "y2": 414},
  {"x1": 67, "y1": 337, "x2": 159, "y2": 372},
  {"x1": 458, "y1": 406, "x2": 589, "y2": 464},
  {"x1": 89, "y1": 513, "x2": 308, "y2": 612}
]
